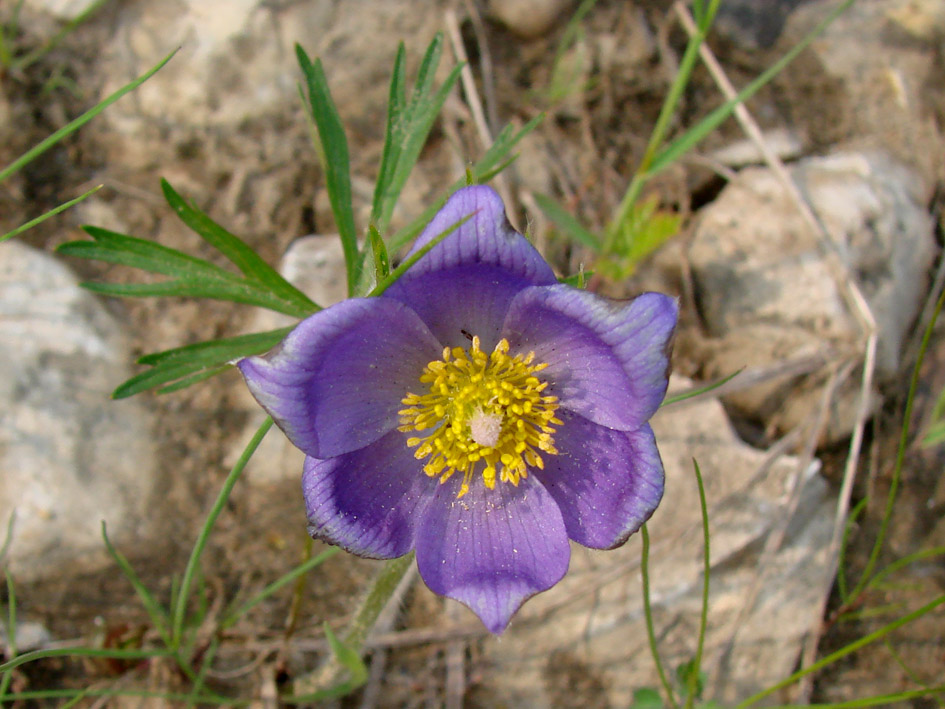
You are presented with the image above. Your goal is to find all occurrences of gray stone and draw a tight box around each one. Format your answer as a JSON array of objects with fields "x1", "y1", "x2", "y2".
[
  {"x1": 782, "y1": 0, "x2": 945, "y2": 188},
  {"x1": 689, "y1": 151, "x2": 935, "y2": 439},
  {"x1": 478, "y1": 376, "x2": 834, "y2": 706},
  {"x1": 98, "y1": 0, "x2": 443, "y2": 131},
  {"x1": 0, "y1": 241, "x2": 157, "y2": 582}
]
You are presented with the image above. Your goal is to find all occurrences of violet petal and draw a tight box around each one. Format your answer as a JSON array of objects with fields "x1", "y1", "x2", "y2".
[
  {"x1": 415, "y1": 476, "x2": 569, "y2": 634},
  {"x1": 503, "y1": 286, "x2": 677, "y2": 431},
  {"x1": 383, "y1": 186, "x2": 557, "y2": 350},
  {"x1": 534, "y1": 412, "x2": 664, "y2": 549},
  {"x1": 303, "y1": 429, "x2": 434, "y2": 559},
  {"x1": 238, "y1": 298, "x2": 441, "y2": 459}
]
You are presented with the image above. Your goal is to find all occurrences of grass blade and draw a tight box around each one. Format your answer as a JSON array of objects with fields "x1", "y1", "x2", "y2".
[
  {"x1": 371, "y1": 42, "x2": 408, "y2": 226},
  {"x1": 0, "y1": 184, "x2": 102, "y2": 243},
  {"x1": 220, "y1": 547, "x2": 340, "y2": 630},
  {"x1": 0, "y1": 49, "x2": 176, "y2": 184},
  {"x1": 171, "y1": 417, "x2": 273, "y2": 649},
  {"x1": 649, "y1": 0, "x2": 855, "y2": 177},
  {"x1": 101, "y1": 523, "x2": 171, "y2": 645},
  {"x1": 686, "y1": 460, "x2": 710, "y2": 709}
]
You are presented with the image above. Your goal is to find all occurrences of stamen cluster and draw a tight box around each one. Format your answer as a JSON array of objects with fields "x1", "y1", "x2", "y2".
[{"x1": 399, "y1": 336, "x2": 561, "y2": 498}]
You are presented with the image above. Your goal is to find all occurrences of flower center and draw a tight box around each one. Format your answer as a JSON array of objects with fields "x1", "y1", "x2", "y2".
[{"x1": 398, "y1": 336, "x2": 561, "y2": 498}]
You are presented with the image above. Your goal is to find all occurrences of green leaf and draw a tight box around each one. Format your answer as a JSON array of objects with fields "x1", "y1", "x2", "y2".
[
  {"x1": 629, "y1": 687, "x2": 665, "y2": 709},
  {"x1": 370, "y1": 212, "x2": 474, "y2": 297},
  {"x1": 295, "y1": 44, "x2": 360, "y2": 295},
  {"x1": 160, "y1": 180, "x2": 318, "y2": 317},
  {"x1": 559, "y1": 268, "x2": 593, "y2": 288},
  {"x1": 78, "y1": 278, "x2": 297, "y2": 314},
  {"x1": 370, "y1": 34, "x2": 463, "y2": 235},
  {"x1": 534, "y1": 192, "x2": 600, "y2": 251},
  {"x1": 386, "y1": 115, "x2": 544, "y2": 255},
  {"x1": 113, "y1": 328, "x2": 291, "y2": 399},
  {"x1": 284, "y1": 624, "x2": 368, "y2": 702},
  {"x1": 368, "y1": 224, "x2": 390, "y2": 281},
  {"x1": 60, "y1": 226, "x2": 237, "y2": 279},
  {"x1": 137, "y1": 327, "x2": 292, "y2": 367}
]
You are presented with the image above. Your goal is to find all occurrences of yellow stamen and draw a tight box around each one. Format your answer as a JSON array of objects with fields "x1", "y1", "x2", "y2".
[{"x1": 398, "y1": 336, "x2": 560, "y2": 498}]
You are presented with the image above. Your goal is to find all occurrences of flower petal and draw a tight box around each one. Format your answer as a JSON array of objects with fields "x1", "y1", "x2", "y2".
[
  {"x1": 534, "y1": 413, "x2": 664, "y2": 549},
  {"x1": 415, "y1": 476, "x2": 569, "y2": 634},
  {"x1": 303, "y1": 430, "x2": 434, "y2": 558},
  {"x1": 238, "y1": 298, "x2": 441, "y2": 459},
  {"x1": 503, "y1": 286, "x2": 677, "y2": 430},
  {"x1": 383, "y1": 186, "x2": 557, "y2": 349}
]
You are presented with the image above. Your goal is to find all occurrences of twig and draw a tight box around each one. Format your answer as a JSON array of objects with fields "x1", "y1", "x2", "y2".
[
  {"x1": 712, "y1": 362, "x2": 851, "y2": 695},
  {"x1": 444, "y1": 8, "x2": 513, "y2": 212},
  {"x1": 444, "y1": 603, "x2": 466, "y2": 709}
]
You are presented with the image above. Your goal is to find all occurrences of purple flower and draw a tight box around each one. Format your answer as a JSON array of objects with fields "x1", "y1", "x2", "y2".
[{"x1": 238, "y1": 186, "x2": 677, "y2": 634}]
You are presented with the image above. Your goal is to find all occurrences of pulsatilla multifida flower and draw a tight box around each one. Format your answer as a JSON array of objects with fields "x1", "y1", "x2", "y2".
[{"x1": 238, "y1": 186, "x2": 677, "y2": 634}]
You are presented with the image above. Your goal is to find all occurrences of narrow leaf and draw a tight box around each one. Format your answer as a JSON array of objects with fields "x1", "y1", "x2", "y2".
[
  {"x1": 160, "y1": 179, "x2": 318, "y2": 316},
  {"x1": 138, "y1": 327, "x2": 292, "y2": 367},
  {"x1": 368, "y1": 225, "x2": 390, "y2": 281},
  {"x1": 295, "y1": 44, "x2": 360, "y2": 294},
  {"x1": 533, "y1": 192, "x2": 600, "y2": 251},
  {"x1": 101, "y1": 522, "x2": 171, "y2": 645},
  {"x1": 1, "y1": 184, "x2": 102, "y2": 244},
  {"x1": 60, "y1": 227, "x2": 237, "y2": 279},
  {"x1": 115, "y1": 328, "x2": 291, "y2": 398},
  {"x1": 371, "y1": 43, "x2": 408, "y2": 225},
  {"x1": 386, "y1": 115, "x2": 544, "y2": 255}
]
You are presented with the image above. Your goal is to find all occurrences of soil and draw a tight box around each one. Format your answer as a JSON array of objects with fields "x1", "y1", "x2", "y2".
[{"x1": 1, "y1": 0, "x2": 944, "y2": 706}]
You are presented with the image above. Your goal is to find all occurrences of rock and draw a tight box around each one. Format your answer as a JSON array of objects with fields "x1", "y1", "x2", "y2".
[
  {"x1": 781, "y1": 0, "x2": 945, "y2": 188},
  {"x1": 709, "y1": 128, "x2": 805, "y2": 168},
  {"x1": 477, "y1": 376, "x2": 834, "y2": 706},
  {"x1": 232, "y1": 235, "x2": 347, "y2": 487},
  {"x1": 487, "y1": 0, "x2": 576, "y2": 39},
  {"x1": 0, "y1": 241, "x2": 157, "y2": 582},
  {"x1": 99, "y1": 0, "x2": 443, "y2": 131},
  {"x1": 689, "y1": 151, "x2": 935, "y2": 440},
  {"x1": 886, "y1": 0, "x2": 945, "y2": 41},
  {"x1": 22, "y1": 0, "x2": 101, "y2": 21},
  {"x1": 0, "y1": 620, "x2": 51, "y2": 653}
]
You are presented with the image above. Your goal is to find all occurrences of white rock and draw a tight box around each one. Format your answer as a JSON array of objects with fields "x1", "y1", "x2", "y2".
[
  {"x1": 99, "y1": 0, "x2": 442, "y2": 130},
  {"x1": 22, "y1": 0, "x2": 100, "y2": 21},
  {"x1": 689, "y1": 151, "x2": 935, "y2": 440},
  {"x1": 488, "y1": 0, "x2": 576, "y2": 39},
  {"x1": 709, "y1": 128, "x2": 805, "y2": 168},
  {"x1": 0, "y1": 241, "x2": 157, "y2": 582},
  {"x1": 479, "y1": 376, "x2": 834, "y2": 706}
]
